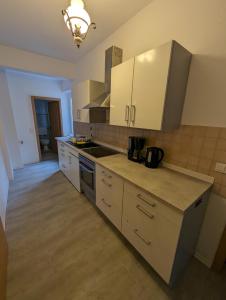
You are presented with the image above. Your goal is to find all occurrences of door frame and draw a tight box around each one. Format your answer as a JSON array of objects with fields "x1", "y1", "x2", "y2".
[{"x1": 31, "y1": 96, "x2": 63, "y2": 162}]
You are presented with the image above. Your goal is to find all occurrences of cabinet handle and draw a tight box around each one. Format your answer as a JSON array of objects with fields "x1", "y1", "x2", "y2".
[
  {"x1": 131, "y1": 105, "x2": 136, "y2": 124},
  {"x1": 102, "y1": 179, "x2": 112, "y2": 188},
  {"x1": 69, "y1": 152, "x2": 78, "y2": 158},
  {"x1": 101, "y1": 198, "x2": 112, "y2": 208},
  {"x1": 125, "y1": 105, "x2": 130, "y2": 122},
  {"x1": 137, "y1": 194, "x2": 156, "y2": 208},
  {"x1": 134, "y1": 229, "x2": 151, "y2": 246},
  {"x1": 77, "y1": 110, "x2": 81, "y2": 120},
  {"x1": 102, "y1": 171, "x2": 112, "y2": 179},
  {"x1": 136, "y1": 205, "x2": 154, "y2": 220}
]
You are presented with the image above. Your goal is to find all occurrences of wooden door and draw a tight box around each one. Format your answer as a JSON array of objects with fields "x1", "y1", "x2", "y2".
[
  {"x1": 131, "y1": 42, "x2": 172, "y2": 130},
  {"x1": 110, "y1": 58, "x2": 134, "y2": 127},
  {"x1": 48, "y1": 101, "x2": 63, "y2": 153},
  {"x1": 0, "y1": 219, "x2": 8, "y2": 300}
]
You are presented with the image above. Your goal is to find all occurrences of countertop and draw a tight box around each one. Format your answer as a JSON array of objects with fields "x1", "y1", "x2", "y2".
[{"x1": 56, "y1": 138, "x2": 213, "y2": 213}]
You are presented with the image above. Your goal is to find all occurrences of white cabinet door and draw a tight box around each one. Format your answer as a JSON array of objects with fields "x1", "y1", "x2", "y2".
[
  {"x1": 110, "y1": 58, "x2": 135, "y2": 127},
  {"x1": 131, "y1": 42, "x2": 172, "y2": 130},
  {"x1": 68, "y1": 153, "x2": 80, "y2": 192},
  {"x1": 72, "y1": 81, "x2": 90, "y2": 123}
]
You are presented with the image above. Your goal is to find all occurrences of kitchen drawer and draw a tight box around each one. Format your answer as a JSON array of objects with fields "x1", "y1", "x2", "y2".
[
  {"x1": 59, "y1": 141, "x2": 66, "y2": 148},
  {"x1": 59, "y1": 151, "x2": 66, "y2": 160},
  {"x1": 96, "y1": 165, "x2": 124, "y2": 231},
  {"x1": 124, "y1": 182, "x2": 182, "y2": 226},
  {"x1": 122, "y1": 218, "x2": 179, "y2": 283},
  {"x1": 97, "y1": 165, "x2": 123, "y2": 191},
  {"x1": 96, "y1": 189, "x2": 123, "y2": 231}
]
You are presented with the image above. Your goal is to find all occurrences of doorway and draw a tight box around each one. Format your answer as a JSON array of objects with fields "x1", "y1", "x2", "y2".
[{"x1": 31, "y1": 96, "x2": 63, "y2": 161}]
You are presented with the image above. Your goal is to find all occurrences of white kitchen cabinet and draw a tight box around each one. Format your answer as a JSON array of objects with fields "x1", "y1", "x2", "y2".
[
  {"x1": 110, "y1": 58, "x2": 135, "y2": 127},
  {"x1": 72, "y1": 80, "x2": 104, "y2": 123},
  {"x1": 68, "y1": 151, "x2": 80, "y2": 192},
  {"x1": 96, "y1": 165, "x2": 124, "y2": 231},
  {"x1": 58, "y1": 142, "x2": 80, "y2": 192},
  {"x1": 121, "y1": 181, "x2": 209, "y2": 286},
  {"x1": 58, "y1": 141, "x2": 69, "y2": 177},
  {"x1": 122, "y1": 181, "x2": 182, "y2": 283},
  {"x1": 110, "y1": 40, "x2": 192, "y2": 131}
]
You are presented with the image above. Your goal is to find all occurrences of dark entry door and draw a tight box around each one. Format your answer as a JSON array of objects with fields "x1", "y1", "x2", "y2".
[{"x1": 48, "y1": 101, "x2": 63, "y2": 153}]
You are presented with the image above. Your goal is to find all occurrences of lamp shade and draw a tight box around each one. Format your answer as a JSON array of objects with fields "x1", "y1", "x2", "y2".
[
  {"x1": 62, "y1": 0, "x2": 96, "y2": 47},
  {"x1": 64, "y1": 0, "x2": 91, "y2": 34}
]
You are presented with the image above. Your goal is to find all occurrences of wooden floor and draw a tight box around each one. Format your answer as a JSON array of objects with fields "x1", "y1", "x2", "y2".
[{"x1": 6, "y1": 158, "x2": 226, "y2": 300}]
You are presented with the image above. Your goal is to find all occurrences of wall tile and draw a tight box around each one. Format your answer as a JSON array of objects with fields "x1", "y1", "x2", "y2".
[{"x1": 74, "y1": 122, "x2": 226, "y2": 199}]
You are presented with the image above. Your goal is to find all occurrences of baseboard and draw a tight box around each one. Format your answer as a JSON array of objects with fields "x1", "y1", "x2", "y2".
[{"x1": 194, "y1": 251, "x2": 212, "y2": 268}]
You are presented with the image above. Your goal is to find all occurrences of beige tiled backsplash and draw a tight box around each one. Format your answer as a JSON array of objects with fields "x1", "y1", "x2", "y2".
[{"x1": 74, "y1": 122, "x2": 226, "y2": 198}]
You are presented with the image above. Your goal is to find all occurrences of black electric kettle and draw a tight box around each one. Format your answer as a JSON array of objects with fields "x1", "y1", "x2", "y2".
[{"x1": 145, "y1": 147, "x2": 164, "y2": 169}]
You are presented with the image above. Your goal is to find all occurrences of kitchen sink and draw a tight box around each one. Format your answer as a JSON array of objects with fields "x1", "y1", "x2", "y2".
[{"x1": 66, "y1": 141, "x2": 100, "y2": 149}]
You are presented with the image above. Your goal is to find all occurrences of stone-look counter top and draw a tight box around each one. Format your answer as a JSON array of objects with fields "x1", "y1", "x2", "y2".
[
  {"x1": 96, "y1": 155, "x2": 212, "y2": 213},
  {"x1": 56, "y1": 138, "x2": 212, "y2": 213}
]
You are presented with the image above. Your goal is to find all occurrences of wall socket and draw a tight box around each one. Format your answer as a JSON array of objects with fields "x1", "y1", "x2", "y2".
[{"x1": 215, "y1": 162, "x2": 226, "y2": 174}]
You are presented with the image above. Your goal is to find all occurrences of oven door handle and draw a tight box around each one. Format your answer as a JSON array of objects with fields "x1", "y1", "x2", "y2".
[{"x1": 80, "y1": 162, "x2": 94, "y2": 174}]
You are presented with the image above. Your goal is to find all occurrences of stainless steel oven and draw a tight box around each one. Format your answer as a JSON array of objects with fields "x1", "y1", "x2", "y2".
[{"x1": 79, "y1": 155, "x2": 96, "y2": 204}]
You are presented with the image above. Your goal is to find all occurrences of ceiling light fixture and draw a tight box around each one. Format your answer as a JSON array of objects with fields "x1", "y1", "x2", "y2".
[{"x1": 62, "y1": 0, "x2": 96, "y2": 48}]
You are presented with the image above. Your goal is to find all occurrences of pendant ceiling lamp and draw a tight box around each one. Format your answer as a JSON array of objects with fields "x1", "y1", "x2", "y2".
[{"x1": 62, "y1": 0, "x2": 96, "y2": 48}]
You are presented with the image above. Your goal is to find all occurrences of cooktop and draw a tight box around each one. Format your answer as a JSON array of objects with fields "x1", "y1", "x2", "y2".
[{"x1": 82, "y1": 146, "x2": 119, "y2": 158}]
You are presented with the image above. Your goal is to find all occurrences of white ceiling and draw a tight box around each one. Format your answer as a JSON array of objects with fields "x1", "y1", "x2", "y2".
[{"x1": 0, "y1": 0, "x2": 152, "y2": 63}]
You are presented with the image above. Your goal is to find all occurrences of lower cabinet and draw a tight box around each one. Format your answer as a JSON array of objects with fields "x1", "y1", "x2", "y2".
[
  {"x1": 122, "y1": 182, "x2": 182, "y2": 283},
  {"x1": 96, "y1": 165, "x2": 124, "y2": 231},
  {"x1": 58, "y1": 142, "x2": 80, "y2": 192},
  {"x1": 95, "y1": 164, "x2": 209, "y2": 286}
]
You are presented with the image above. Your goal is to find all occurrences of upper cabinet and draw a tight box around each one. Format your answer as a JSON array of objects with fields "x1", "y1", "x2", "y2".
[
  {"x1": 72, "y1": 80, "x2": 104, "y2": 123},
  {"x1": 110, "y1": 58, "x2": 135, "y2": 127},
  {"x1": 110, "y1": 41, "x2": 192, "y2": 131}
]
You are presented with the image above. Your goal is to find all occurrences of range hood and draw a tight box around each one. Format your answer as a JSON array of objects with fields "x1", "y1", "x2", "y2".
[{"x1": 83, "y1": 46, "x2": 123, "y2": 109}]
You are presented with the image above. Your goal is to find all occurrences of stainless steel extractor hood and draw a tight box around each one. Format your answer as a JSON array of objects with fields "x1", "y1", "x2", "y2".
[{"x1": 83, "y1": 46, "x2": 123, "y2": 109}]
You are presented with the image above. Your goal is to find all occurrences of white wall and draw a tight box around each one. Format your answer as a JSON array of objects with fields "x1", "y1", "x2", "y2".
[
  {"x1": 74, "y1": 0, "x2": 226, "y2": 128},
  {"x1": 195, "y1": 193, "x2": 226, "y2": 267},
  {"x1": 0, "y1": 44, "x2": 76, "y2": 79},
  {"x1": 0, "y1": 71, "x2": 23, "y2": 169},
  {"x1": 0, "y1": 118, "x2": 14, "y2": 180},
  {"x1": 6, "y1": 70, "x2": 73, "y2": 165},
  {"x1": 0, "y1": 121, "x2": 9, "y2": 227}
]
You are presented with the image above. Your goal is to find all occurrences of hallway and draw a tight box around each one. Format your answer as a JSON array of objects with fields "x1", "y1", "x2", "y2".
[{"x1": 6, "y1": 160, "x2": 226, "y2": 300}]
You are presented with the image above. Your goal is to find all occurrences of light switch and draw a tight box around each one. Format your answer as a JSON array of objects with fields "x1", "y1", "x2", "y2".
[{"x1": 215, "y1": 162, "x2": 226, "y2": 174}]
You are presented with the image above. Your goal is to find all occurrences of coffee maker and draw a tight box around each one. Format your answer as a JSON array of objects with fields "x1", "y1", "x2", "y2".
[{"x1": 128, "y1": 136, "x2": 145, "y2": 163}]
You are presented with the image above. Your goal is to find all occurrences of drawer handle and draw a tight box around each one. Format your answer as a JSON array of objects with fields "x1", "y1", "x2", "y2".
[
  {"x1": 69, "y1": 152, "x2": 78, "y2": 158},
  {"x1": 102, "y1": 170, "x2": 112, "y2": 179},
  {"x1": 101, "y1": 198, "x2": 111, "y2": 208},
  {"x1": 102, "y1": 179, "x2": 112, "y2": 188},
  {"x1": 137, "y1": 194, "x2": 156, "y2": 208},
  {"x1": 136, "y1": 205, "x2": 154, "y2": 220},
  {"x1": 134, "y1": 229, "x2": 151, "y2": 246}
]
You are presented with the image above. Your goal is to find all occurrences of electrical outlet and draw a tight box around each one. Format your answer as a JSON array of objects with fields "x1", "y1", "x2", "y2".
[{"x1": 215, "y1": 162, "x2": 226, "y2": 174}]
